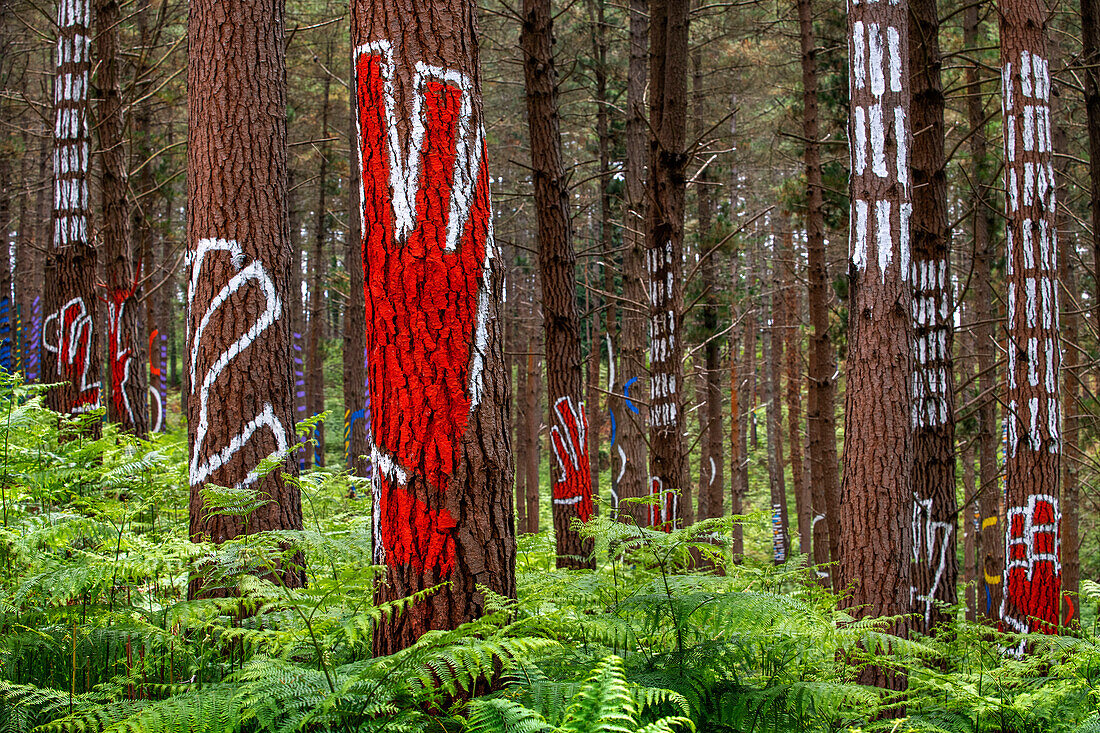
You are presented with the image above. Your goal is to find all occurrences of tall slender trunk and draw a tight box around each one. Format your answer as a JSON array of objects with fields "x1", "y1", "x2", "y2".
[
  {"x1": 783, "y1": 231, "x2": 809, "y2": 558},
  {"x1": 524, "y1": 310, "x2": 542, "y2": 533},
  {"x1": 521, "y1": 0, "x2": 594, "y2": 566},
  {"x1": 307, "y1": 60, "x2": 332, "y2": 468},
  {"x1": 840, "y1": 0, "x2": 913, "y2": 689},
  {"x1": 766, "y1": 248, "x2": 789, "y2": 564},
  {"x1": 343, "y1": 43, "x2": 370, "y2": 478},
  {"x1": 0, "y1": 157, "x2": 12, "y2": 374},
  {"x1": 187, "y1": 0, "x2": 303, "y2": 589},
  {"x1": 998, "y1": 0, "x2": 1061, "y2": 653},
  {"x1": 97, "y1": 0, "x2": 148, "y2": 436},
  {"x1": 964, "y1": 4, "x2": 1002, "y2": 623},
  {"x1": 796, "y1": 0, "x2": 839, "y2": 587},
  {"x1": 617, "y1": 0, "x2": 649, "y2": 528},
  {"x1": 908, "y1": 0, "x2": 957, "y2": 635},
  {"x1": 352, "y1": 0, "x2": 515, "y2": 652},
  {"x1": 513, "y1": 311, "x2": 528, "y2": 533},
  {"x1": 1081, "y1": 0, "x2": 1100, "y2": 331},
  {"x1": 44, "y1": 0, "x2": 101, "y2": 423}
]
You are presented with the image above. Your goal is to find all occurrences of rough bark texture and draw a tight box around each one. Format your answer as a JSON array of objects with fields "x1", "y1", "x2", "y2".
[
  {"x1": 186, "y1": 0, "x2": 304, "y2": 588},
  {"x1": 646, "y1": 0, "x2": 689, "y2": 529},
  {"x1": 97, "y1": 0, "x2": 149, "y2": 436},
  {"x1": 963, "y1": 3, "x2": 1002, "y2": 623},
  {"x1": 44, "y1": 0, "x2": 101, "y2": 423},
  {"x1": 908, "y1": 0, "x2": 957, "y2": 635},
  {"x1": 617, "y1": 0, "x2": 649, "y2": 528},
  {"x1": 344, "y1": 50, "x2": 370, "y2": 478},
  {"x1": 352, "y1": 0, "x2": 515, "y2": 653},
  {"x1": 998, "y1": 0, "x2": 1061, "y2": 653},
  {"x1": 796, "y1": 0, "x2": 839, "y2": 587},
  {"x1": 840, "y1": 0, "x2": 913, "y2": 689},
  {"x1": 521, "y1": 0, "x2": 594, "y2": 566}
]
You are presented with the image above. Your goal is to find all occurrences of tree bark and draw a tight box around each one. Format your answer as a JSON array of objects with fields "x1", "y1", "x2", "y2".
[
  {"x1": 963, "y1": 3, "x2": 1002, "y2": 623},
  {"x1": 783, "y1": 230, "x2": 809, "y2": 558},
  {"x1": 186, "y1": 0, "x2": 303, "y2": 589},
  {"x1": 352, "y1": 0, "x2": 515, "y2": 653},
  {"x1": 840, "y1": 0, "x2": 913, "y2": 689},
  {"x1": 44, "y1": 0, "x2": 101, "y2": 424},
  {"x1": 908, "y1": 0, "x2": 957, "y2": 635},
  {"x1": 521, "y1": 0, "x2": 594, "y2": 566},
  {"x1": 617, "y1": 0, "x2": 649, "y2": 528},
  {"x1": 796, "y1": 0, "x2": 839, "y2": 589},
  {"x1": 766, "y1": 248, "x2": 789, "y2": 565},
  {"x1": 306, "y1": 56, "x2": 331, "y2": 469},
  {"x1": 97, "y1": 0, "x2": 149, "y2": 436},
  {"x1": 1081, "y1": 0, "x2": 1100, "y2": 337},
  {"x1": 998, "y1": 0, "x2": 1062, "y2": 653}
]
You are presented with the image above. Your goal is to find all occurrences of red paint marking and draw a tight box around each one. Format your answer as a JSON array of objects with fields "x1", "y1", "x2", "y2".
[
  {"x1": 650, "y1": 477, "x2": 676, "y2": 532},
  {"x1": 101, "y1": 271, "x2": 140, "y2": 424},
  {"x1": 357, "y1": 48, "x2": 491, "y2": 573},
  {"x1": 1063, "y1": 592, "x2": 1076, "y2": 626},
  {"x1": 56, "y1": 299, "x2": 99, "y2": 411},
  {"x1": 550, "y1": 397, "x2": 593, "y2": 523},
  {"x1": 1003, "y1": 495, "x2": 1061, "y2": 636},
  {"x1": 149, "y1": 328, "x2": 161, "y2": 377}
]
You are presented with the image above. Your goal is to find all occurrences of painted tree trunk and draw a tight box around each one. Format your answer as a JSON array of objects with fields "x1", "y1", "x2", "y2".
[
  {"x1": 617, "y1": 0, "x2": 649, "y2": 529},
  {"x1": 840, "y1": 0, "x2": 913, "y2": 689},
  {"x1": 186, "y1": 0, "x2": 303, "y2": 588},
  {"x1": 352, "y1": 0, "x2": 515, "y2": 653},
  {"x1": 344, "y1": 57, "x2": 370, "y2": 479},
  {"x1": 521, "y1": 0, "x2": 594, "y2": 567},
  {"x1": 97, "y1": 0, "x2": 148, "y2": 436},
  {"x1": 908, "y1": 0, "x2": 956, "y2": 635},
  {"x1": 963, "y1": 3, "x2": 1003, "y2": 623},
  {"x1": 998, "y1": 0, "x2": 1062, "y2": 654},
  {"x1": 44, "y1": 0, "x2": 101, "y2": 423},
  {"x1": 796, "y1": 0, "x2": 839, "y2": 588}
]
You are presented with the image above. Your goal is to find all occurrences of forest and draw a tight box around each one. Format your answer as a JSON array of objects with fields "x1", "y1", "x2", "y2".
[{"x1": 0, "y1": 0, "x2": 1098, "y2": 729}]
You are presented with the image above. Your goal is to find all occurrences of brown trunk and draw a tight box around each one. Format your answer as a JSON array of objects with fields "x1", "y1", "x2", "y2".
[
  {"x1": 766, "y1": 250, "x2": 789, "y2": 565},
  {"x1": 963, "y1": 434, "x2": 978, "y2": 622},
  {"x1": 1054, "y1": 109, "x2": 1078, "y2": 629},
  {"x1": 17, "y1": 131, "x2": 48, "y2": 383},
  {"x1": 352, "y1": 0, "x2": 515, "y2": 653},
  {"x1": 513, "y1": 313, "x2": 528, "y2": 533},
  {"x1": 998, "y1": 0, "x2": 1061, "y2": 654},
  {"x1": 521, "y1": 0, "x2": 594, "y2": 566},
  {"x1": 0, "y1": 156, "x2": 11, "y2": 374},
  {"x1": 693, "y1": 30, "x2": 722, "y2": 523},
  {"x1": 729, "y1": 321, "x2": 744, "y2": 559},
  {"x1": 1082, "y1": 0, "x2": 1100, "y2": 338},
  {"x1": 738, "y1": 246, "x2": 755, "y2": 515},
  {"x1": 783, "y1": 231, "x2": 809, "y2": 558},
  {"x1": 840, "y1": 0, "x2": 913, "y2": 689},
  {"x1": 344, "y1": 44, "x2": 370, "y2": 478},
  {"x1": 617, "y1": 0, "x2": 649, "y2": 528},
  {"x1": 586, "y1": 278, "x2": 601, "y2": 510},
  {"x1": 97, "y1": 0, "x2": 148, "y2": 436},
  {"x1": 964, "y1": 3, "x2": 1002, "y2": 623},
  {"x1": 908, "y1": 0, "x2": 957, "y2": 635},
  {"x1": 14, "y1": 137, "x2": 41, "y2": 379},
  {"x1": 187, "y1": 0, "x2": 303, "y2": 588},
  {"x1": 524, "y1": 327, "x2": 541, "y2": 533},
  {"x1": 44, "y1": 0, "x2": 101, "y2": 423},
  {"x1": 306, "y1": 58, "x2": 331, "y2": 469},
  {"x1": 797, "y1": 0, "x2": 839, "y2": 589}
]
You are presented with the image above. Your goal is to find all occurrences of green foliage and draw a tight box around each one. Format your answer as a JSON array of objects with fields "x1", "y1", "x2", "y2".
[{"x1": 0, "y1": 374, "x2": 1097, "y2": 732}]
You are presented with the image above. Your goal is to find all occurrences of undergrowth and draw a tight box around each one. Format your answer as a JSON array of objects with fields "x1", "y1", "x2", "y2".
[{"x1": 0, "y1": 374, "x2": 1096, "y2": 732}]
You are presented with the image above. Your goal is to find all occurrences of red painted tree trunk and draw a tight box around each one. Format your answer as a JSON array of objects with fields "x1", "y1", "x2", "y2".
[
  {"x1": 999, "y1": 0, "x2": 1062, "y2": 652},
  {"x1": 351, "y1": 0, "x2": 515, "y2": 653}
]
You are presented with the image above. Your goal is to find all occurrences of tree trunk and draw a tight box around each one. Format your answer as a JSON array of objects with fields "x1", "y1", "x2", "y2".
[
  {"x1": 766, "y1": 250, "x2": 789, "y2": 565},
  {"x1": 617, "y1": 0, "x2": 649, "y2": 528},
  {"x1": 524, "y1": 327, "x2": 542, "y2": 533},
  {"x1": 352, "y1": 0, "x2": 515, "y2": 653},
  {"x1": 306, "y1": 58, "x2": 331, "y2": 469},
  {"x1": 187, "y1": 0, "x2": 303, "y2": 589},
  {"x1": 908, "y1": 0, "x2": 957, "y2": 635},
  {"x1": 783, "y1": 230, "x2": 809, "y2": 558},
  {"x1": 97, "y1": 0, "x2": 148, "y2": 436},
  {"x1": 344, "y1": 44, "x2": 370, "y2": 478},
  {"x1": 513, "y1": 312, "x2": 528, "y2": 533},
  {"x1": 44, "y1": 0, "x2": 101, "y2": 423},
  {"x1": 998, "y1": 0, "x2": 1061, "y2": 653},
  {"x1": 521, "y1": 0, "x2": 594, "y2": 567},
  {"x1": 840, "y1": 0, "x2": 913, "y2": 689},
  {"x1": 963, "y1": 3, "x2": 1002, "y2": 623},
  {"x1": 1081, "y1": 0, "x2": 1100, "y2": 338},
  {"x1": 0, "y1": 157, "x2": 12, "y2": 374},
  {"x1": 796, "y1": 0, "x2": 839, "y2": 589}
]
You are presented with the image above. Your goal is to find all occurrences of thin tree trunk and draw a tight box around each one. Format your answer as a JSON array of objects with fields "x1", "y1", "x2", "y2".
[
  {"x1": 840, "y1": 0, "x2": 913, "y2": 689},
  {"x1": 998, "y1": 0, "x2": 1061, "y2": 653},
  {"x1": 187, "y1": 0, "x2": 303, "y2": 589},
  {"x1": 796, "y1": 0, "x2": 839, "y2": 588},
  {"x1": 513, "y1": 313, "x2": 528, "y2": 533},
  {"x1": 766, "y1": 249, "x2": 789, "y2": 565},
  {"x1": 908, "y1": 0, "x2": 957, "y2": 635},
  {"x1": 524, "y1": 316, "x2": 542, "y2": 533},
  {"x1": 521, "y1": 0, "x2": 594, "y2": 566},
  {"x1": 1081, "y1": 0, "x2": 1100, "y2": 334},
  {"x1": 97, "y1": 0, "x2": 148, "y2": 436},
  {"x1": 44, "y1": 0, "x2": 101, "y2": 423},
  {"x1": 964, "y1": 3, "x2": 1002, "y2": 623},
  {"x1": 306, "y1": 58, "x2": 331, "y2": 468},
  {"x1": 617, "y1": 0, "x2": 649, "y2": 528},
  {"x1": 352, "y1": 0, "x2": 515, "y2": 652},
  {"x1": 783, "y1": 231, "x2": 809, "y2": 558},
  {"x1": 0, "y1": 157, "x2": 12, "y2": 374}
]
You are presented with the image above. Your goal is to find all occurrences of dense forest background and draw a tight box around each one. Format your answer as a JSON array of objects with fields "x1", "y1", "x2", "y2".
[{"x1": 2, "y1": 0, "x2": 1100, "y2": 729}]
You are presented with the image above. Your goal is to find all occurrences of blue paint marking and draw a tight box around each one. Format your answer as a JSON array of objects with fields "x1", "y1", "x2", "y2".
[
  {"x1": 624, "y1": 377, "x2": 639, "y2": 415},
  {"x1": 609, "y1": 409, "x2": 616, "y2": 446}
]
